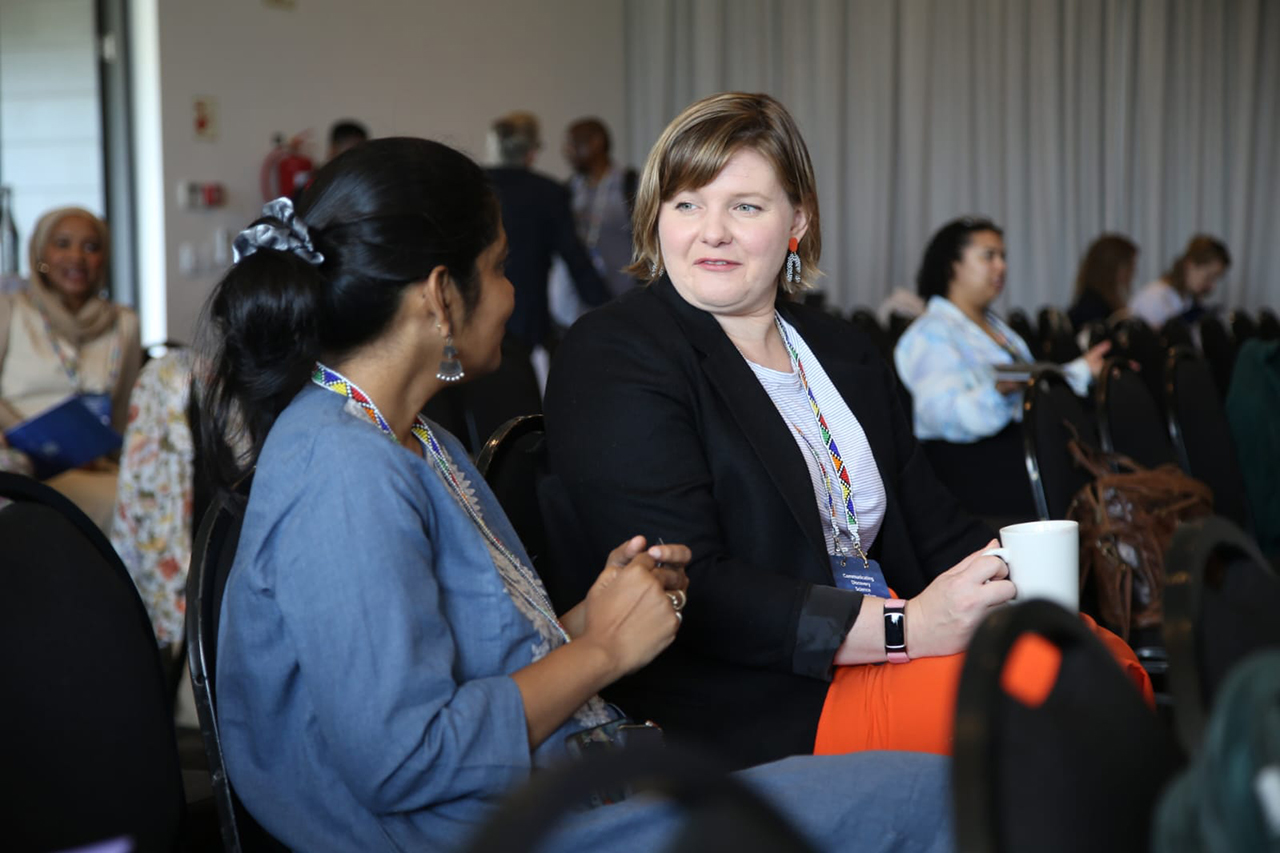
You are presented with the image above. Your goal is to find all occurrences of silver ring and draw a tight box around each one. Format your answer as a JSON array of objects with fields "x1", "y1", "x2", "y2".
[{"x1": 667, "y1": 590, "x2": 686, "y2": 612}]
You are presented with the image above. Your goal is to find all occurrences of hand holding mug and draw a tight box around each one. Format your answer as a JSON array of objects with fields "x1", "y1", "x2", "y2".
[{"x1": 907, "y1": 540, "x2": 1016, "y2": 658}]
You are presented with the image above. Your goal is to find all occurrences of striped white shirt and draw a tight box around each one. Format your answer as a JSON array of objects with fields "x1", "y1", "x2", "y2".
[{"x1": 746, "y1": 315, "x2": 887, "y2": 557}]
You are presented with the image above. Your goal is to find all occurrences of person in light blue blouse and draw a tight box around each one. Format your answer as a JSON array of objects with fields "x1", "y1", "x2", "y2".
[
  {"x1": 197, "y1": 137, "x2": 953, "y2": 852},
  {"x1": 894, "y1": 217, "x2": 1110, "y2": 444}
]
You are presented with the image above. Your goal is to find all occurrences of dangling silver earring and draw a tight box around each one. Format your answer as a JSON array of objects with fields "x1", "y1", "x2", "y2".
[
  {"x1": 436, "y1": 334, "x2": 464, "y2": 382},
  {"x1": 785, "y1": 238, "x2": 802, "y2": 284},
  {"x1": 649, "y1": 260, "x2": 662, "y2": 279},
  {"x1": 37, "y1": 261, "x2": 50, "y2": 274}
]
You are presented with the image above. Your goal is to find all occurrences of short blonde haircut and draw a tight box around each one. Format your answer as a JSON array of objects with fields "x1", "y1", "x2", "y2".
[{"x1": 627, "y1": 92, "x2": 821, "y2": 294}]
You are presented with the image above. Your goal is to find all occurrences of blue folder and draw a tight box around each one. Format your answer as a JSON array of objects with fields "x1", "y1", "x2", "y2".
[{"x1": 3, "y1": 395, "x2": 123, "y2": 480}]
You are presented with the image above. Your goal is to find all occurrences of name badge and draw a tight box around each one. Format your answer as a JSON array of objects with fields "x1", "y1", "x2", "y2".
[
  {"x1": 78, "y1": 393, "x2": 112, "y2": 427},
  {"x1": 832, "y1": 556, "x2": 892, "y2": 599}
]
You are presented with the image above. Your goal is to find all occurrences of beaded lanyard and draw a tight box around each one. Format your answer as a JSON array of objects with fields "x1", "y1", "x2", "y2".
[
  {"x1": 30, "y1": 297, "x2": 123, "y2": 394},
  {"x1": 774, "y1": 316, "x2": 870, "y2": 571},
  {"x1": 310, "y1": 363, "x2": 570, "y2": 643}
]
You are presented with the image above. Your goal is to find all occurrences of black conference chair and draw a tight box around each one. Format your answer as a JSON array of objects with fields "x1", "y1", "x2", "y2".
[
  {"x1": 1108, "y1": 317, "x2": 1166, "y2": 404},
  {"x1": 0, "y1": 473, "x2": 186, "y2": 853},
  {"x1": 1037, "y1": 306, "x2": 1080, "y2": 363},
  {"x1": 1159, "y1": 317, "x2": 1194, "y2": 350},
  {"x1": 1164, "y1": 347, "x2": 1251, "y2": 530},
  {"x1": 1096, "y1": 359, "x2": 1177, "y2": 470},
  {"x1": 952, "y1": 600, "x2": 1181, "y2": 853},
  {"x1": 1007, "y1": 309, "x2": 1037, "y2": 356},
  {"x1": 186, "y1": 476, "x2": 288, "y2": 853},
  {"x1": 1021, "y1": 371, "x2": 1098, "y2": 520},
  {"x1": 1197, "y1": 314, "x2": 1236, "y2": 400},
  {"x1": 1162, "y1": 515, "x2": 1280, "y2": 756},
  {"x1": 1228, "y1": 309, "x2": 1257, "y2": 345},
  {"x1": 886, "y1": 311, "x2": 915, "y2": 347},
  {"x1": 1257, "y1": 307, "x2": 1280, "y2": 341}
]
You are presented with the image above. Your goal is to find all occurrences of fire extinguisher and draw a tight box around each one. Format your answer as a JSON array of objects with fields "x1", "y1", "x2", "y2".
[{"x1": 260, "y1": 132, "x2": 314, "y2": 201}]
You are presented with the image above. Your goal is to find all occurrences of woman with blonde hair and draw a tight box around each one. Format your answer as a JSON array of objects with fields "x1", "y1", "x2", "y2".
[
  {"x1": 1131, "y1": 234, "x2": 1230, "y2": 329},
  {"x1": 0, "y1": 207, "x2": 141, "y2": 528},
  {"x1": 544, "y1": 92, "x2": 1150, "y2": 768}
]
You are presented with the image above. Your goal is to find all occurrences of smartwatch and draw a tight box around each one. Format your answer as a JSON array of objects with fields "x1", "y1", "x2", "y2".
[{"x1": 883, "y1": 599, "x2": 909, "y2": 663}]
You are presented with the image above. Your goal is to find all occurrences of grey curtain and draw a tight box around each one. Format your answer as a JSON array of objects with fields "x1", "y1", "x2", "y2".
[{"x1": 623, "y1": 0, "x2": 1280, "y2": 313}]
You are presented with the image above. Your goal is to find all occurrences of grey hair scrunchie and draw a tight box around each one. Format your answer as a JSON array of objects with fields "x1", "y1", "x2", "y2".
[{"x1": 232, "y1": 197, "x2": 325, "y2": 265}]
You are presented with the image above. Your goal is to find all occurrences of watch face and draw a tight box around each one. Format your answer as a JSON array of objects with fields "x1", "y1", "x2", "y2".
[{"x1": 884, "y1": 610, "x2": 906, "y2": 651}]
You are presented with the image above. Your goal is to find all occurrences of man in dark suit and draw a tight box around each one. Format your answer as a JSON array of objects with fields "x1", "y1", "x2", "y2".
[{"x1": 486, "y1": 112, "x2": 610, "y2": 351}]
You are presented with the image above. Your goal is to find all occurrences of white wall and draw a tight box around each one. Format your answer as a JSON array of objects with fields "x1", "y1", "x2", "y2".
[
  {"x1": 0, "y1": 0, "x2": 103, "y2": 275},
  {"x1": 151, "y1": 0, "x2": 627, "y2": 342}
]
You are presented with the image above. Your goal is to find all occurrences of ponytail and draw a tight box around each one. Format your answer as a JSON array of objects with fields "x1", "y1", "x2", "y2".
[{"x1": 199, "y1": 248, "x2": 326, "y2": 491}]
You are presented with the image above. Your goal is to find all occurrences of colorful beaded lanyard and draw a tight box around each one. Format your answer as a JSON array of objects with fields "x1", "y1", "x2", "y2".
[
  {"x1": 310, "y1": 363, "x2": 570, "y2": 643},
  {"x1": 775, "y1": 316, "x2": 869, "y2": 570},
  {"x1": 30, "y1": 297, "x2": 123, "y2": 393}
]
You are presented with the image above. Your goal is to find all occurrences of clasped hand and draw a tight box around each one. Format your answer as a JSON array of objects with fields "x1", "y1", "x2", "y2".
[{"x1": 562, "y1": 535, "x2": 690, "y2": 679}]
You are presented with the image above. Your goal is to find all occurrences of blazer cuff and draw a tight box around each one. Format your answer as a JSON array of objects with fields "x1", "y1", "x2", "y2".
[{"x1": 792, "y1": 584, "x2": 864, "y2": 681}]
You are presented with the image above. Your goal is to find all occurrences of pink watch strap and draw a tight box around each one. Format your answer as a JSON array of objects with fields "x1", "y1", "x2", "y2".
[{"x1": 884, "y1": 599, "x2": 909, "y2": 663}]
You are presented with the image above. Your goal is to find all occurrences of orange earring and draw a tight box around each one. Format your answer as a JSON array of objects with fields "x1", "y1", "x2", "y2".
[{"x1": 786, "y1": 238, "x2": 801, "y2": 283}]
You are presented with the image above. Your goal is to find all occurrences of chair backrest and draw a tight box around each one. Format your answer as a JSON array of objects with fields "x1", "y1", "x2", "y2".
[
  {"x1": 953, "y1": 600, "x2": 1181, "y2": 853},
  {"x1": 1257, "y1": 307, "x2": 1280, "y2": 341},
  {"x1": 1037, "y1": 306, "x2": 1080, "y2": 363},
  {"x1": 1021, "y1": 371, "x2": 1098, "y2": 520},
  {"x1": 1228, "y1": 309, "x2": 1256, "y2": 345},
  {"x1": 1096, "y1": 359, "x2": 1177, "y2": 469},
  {"x1": 1159, "y1": 317, "x2": 1194, "y2": 349},
  {"x1": 186, "y1": 476, "x2": 287, "y2": 853},
  {"x1": 1108, "y1": 317, "x2": 1166, "y2": 403},
  {"x1": 1197, "y1": 314, "x2": 1236, "y2": 399},
  {"x1": 0, "y1": 473, "x2": 185, "y2": 853},
  {"x1": 1007, "y1": 309, "x2": 1037, "y2": 355},
  {"x1": 1165, "y1": 347, "x2": 1251, "y2": 529},
  {"x1": 477, "y1": 414, "x2": 550, "y2": 569},
  {"x1": 1162, "y1": 515, "x2": 1280, "y2": 756}
]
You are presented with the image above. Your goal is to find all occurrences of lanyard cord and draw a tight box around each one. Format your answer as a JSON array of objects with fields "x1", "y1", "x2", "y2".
[
  {"x1": 29, "y1": 298, "x2": 122, "y2": 393},
  {"x1": 774, "y1": 315, "x2": 869, "y2": 569}
]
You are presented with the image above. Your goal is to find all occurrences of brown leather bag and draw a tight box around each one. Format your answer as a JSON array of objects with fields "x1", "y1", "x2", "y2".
[{"x1": 1065, "y1": 435, "x2": 1214, "y2": 642}]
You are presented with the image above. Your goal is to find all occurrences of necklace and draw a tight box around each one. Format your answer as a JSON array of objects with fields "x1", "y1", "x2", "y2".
[
  {"x1": 28, "y1": 296, "x2": 122, "y2": 393},
  {"x1": 310, "y1": 363, "x2": 570, "y2": 643}
]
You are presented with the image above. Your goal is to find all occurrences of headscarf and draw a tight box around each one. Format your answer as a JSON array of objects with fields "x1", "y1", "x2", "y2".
[{"x1": 25, "y1": 206, "x2": 118, "y2": 345}]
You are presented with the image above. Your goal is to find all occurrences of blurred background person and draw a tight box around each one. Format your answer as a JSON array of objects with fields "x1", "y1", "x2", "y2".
[
  {"x1": 486, "y1": 111, "x2": 609, "y2": 368},
  {"x1": 0, "y1": 206, "x2": 142, "y2": 528},
  {"x1": 1130, "y1": 234, "x2": 1230, "y2": 329},
  {"x1": 1068, "y1": 233, "x2": 1138, "y2": 329},
  {"x1": 895, "y1": 217, "x2": 1108, "y2": 444},
  {"x1": 549, "y1": 117, "x2": 639, "y2": 329},
  {"x1": 326, "y1": 118, "x2": 369, "y2": 161}
]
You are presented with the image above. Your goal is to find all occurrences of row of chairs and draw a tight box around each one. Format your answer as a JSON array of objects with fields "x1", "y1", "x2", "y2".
[{"x1": 1023, "y1": 348, "x2": 1250, "y2": 529}]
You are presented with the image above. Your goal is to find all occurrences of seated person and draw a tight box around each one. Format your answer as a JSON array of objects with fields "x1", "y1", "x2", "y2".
[
  {"x1": 0, "y1": 207, "x2": 142, "y2": 529},
  {"x1": 1068, "y1": 233, "x2": 1138, "y2": 329},
  {"x1": 205, "y1": 138, "x2": 952, "y2": 852},
  {"x1": 542, "y1": 93, "x2": 1150, "y2": 769},
  {"x1": 1130, "y1": 234, "x2": 1229, "y2": 329},
  {"x1": 894, "y1": 218, "x2": 1109, "y2": 444}
]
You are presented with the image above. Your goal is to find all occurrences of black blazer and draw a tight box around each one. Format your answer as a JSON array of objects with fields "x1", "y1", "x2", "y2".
[
  {"x1": 543, "y1": 278, "x2": 991, "y2": 768},
  {"x1": 486, "y1": 167, "x2": 610, "y2": 347}
]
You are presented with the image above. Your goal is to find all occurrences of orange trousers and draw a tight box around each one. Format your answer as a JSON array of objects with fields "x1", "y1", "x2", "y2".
[{"x1": 813, "y1": 612, "x2": 1155, "y2": 756}]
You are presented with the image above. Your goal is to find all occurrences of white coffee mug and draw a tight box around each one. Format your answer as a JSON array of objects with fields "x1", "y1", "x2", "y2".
[{"x1": 983, "y1": 519, "x2": 1080, "y2": 611}]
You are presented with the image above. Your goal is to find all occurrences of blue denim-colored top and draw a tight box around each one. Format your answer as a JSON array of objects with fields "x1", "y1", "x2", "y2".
[
  {"x1": 894, "y1": 296, "x2": 1090, "y2": 443},
  {"x1": 216, "y1": 384, "x2": 615, "y2": 852}
]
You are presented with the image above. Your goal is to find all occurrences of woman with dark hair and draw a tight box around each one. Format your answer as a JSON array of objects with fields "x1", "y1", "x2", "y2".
[
  {"x1": 1068, "y1": 233, "x2": 1138, "y2": 329},
  {"x1": 202, "y1": 137, "x2": 952, "y2": 852},
  {"x1": 1130, "y1": 234, "x2": 1230, "y2": 328},
  {"x1": 0, "y1": 207, "x2": 142, "y2": 528},
  {"x1": 894, "y1": 218, "x2": 1110, "y2": 443}
]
